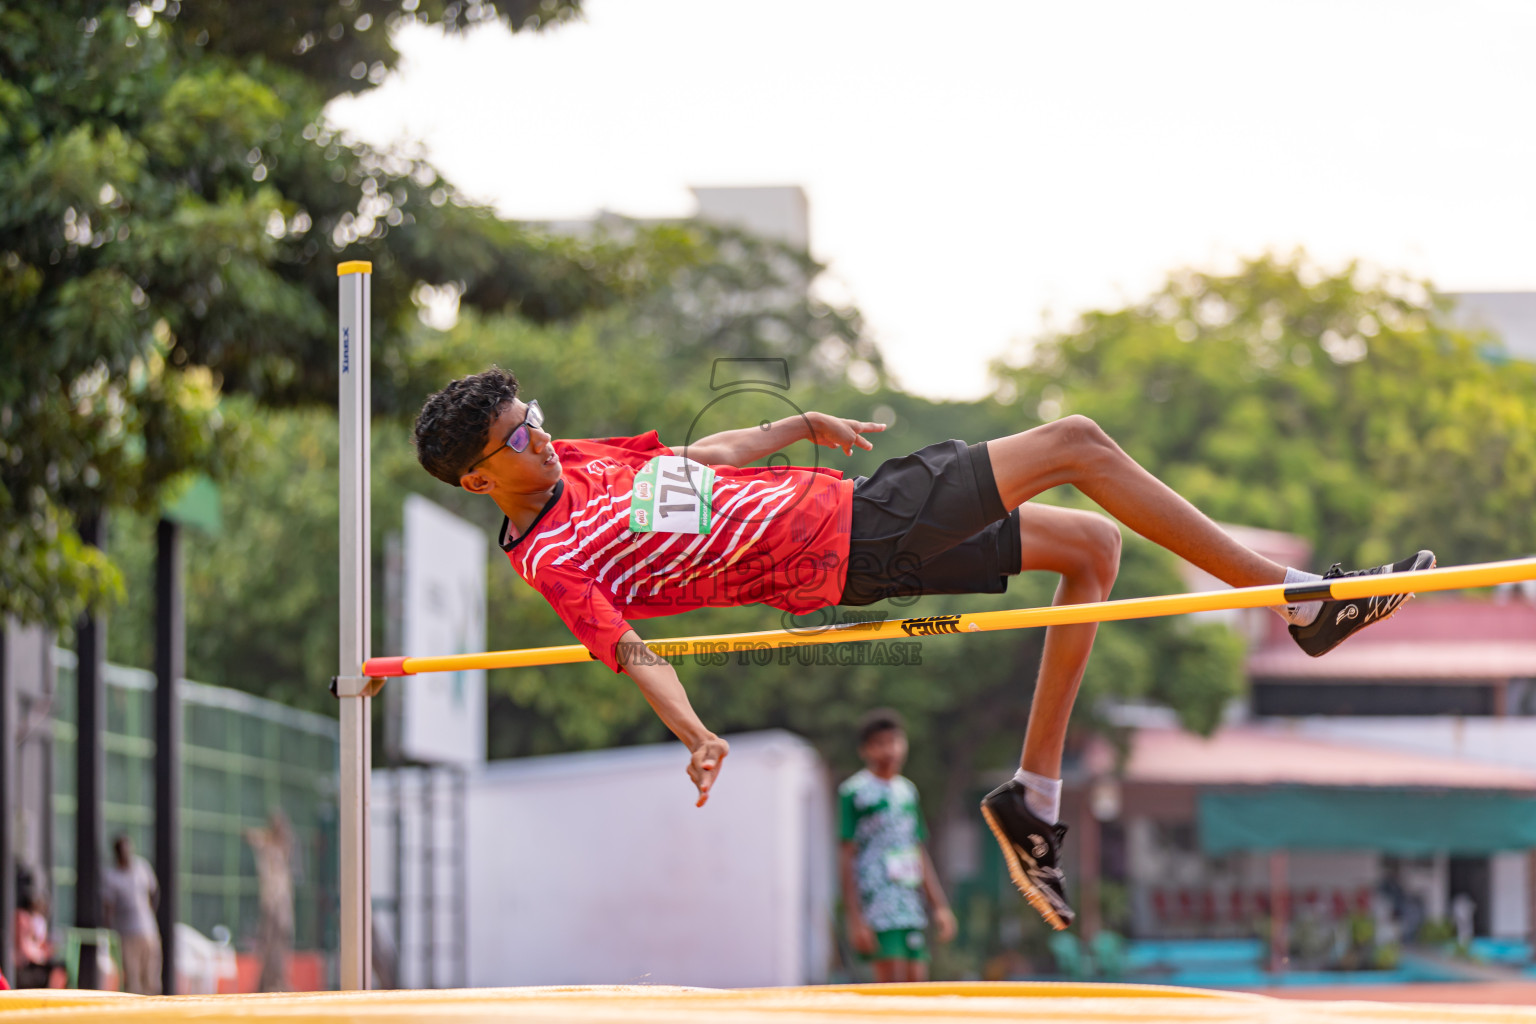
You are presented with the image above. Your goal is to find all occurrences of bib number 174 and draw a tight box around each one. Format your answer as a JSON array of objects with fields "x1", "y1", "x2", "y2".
[{"x1": 629, "y1": 456, "x2": 716, "y2": 535}]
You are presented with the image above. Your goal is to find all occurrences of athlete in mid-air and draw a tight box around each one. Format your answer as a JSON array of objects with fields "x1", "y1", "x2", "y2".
[{"x1": 412, "y1": 368, "x2": 1432, "y2": 930}]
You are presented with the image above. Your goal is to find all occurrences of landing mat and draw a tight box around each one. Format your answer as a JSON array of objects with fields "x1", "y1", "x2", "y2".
[{"x1": 6, "y1": 982, "x2": 1536, "y2": 1022}]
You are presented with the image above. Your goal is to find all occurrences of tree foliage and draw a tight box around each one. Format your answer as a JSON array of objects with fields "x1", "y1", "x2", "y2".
[
  {"x1": 0, "y1": 0, "x2": 717, "y2": 628},
  {"x1": 103, "y1": 220, "x2": 883, "y2": 708},
  {"x1": 168, "y1": 0, "x2": 581, "y2": 99},
  {"x1": 994, "y1": 255, "x2": 1536, "y2": 569}
]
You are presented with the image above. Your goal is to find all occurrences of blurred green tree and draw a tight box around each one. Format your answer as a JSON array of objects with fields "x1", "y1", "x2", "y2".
[
  {"x1": 0, "y1": 0, "x2": 712, "y2": 628},
  {"x1": 166, "y1": 0, "x2": 582, "y2": 99},
  {"x1": 992, "y1": 254, "x2": 1536, "y2": 569},
  {"x1": 102, "y1": 219, "x2": 884, "y2": 707}
]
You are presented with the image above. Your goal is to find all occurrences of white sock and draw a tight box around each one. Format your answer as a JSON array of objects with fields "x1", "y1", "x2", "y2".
[
  {"x1": 1274, "y1": 567, "x2": 1322, "y2": 627},
  {"x1": 1013, "y1": 768, "x2": 1061, "y2": 825}
]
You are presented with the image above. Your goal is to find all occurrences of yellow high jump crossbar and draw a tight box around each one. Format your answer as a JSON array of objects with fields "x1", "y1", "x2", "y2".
[{"x1": 362, "y1": 556, "x2": 1536, "y2": 678}]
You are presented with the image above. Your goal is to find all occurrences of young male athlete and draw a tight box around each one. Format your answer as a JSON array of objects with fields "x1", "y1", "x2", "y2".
[
  {"x1": 840, "y1": 709, "x2": 955, "y2": 980},
  {"x1": 411, "y1": 367, "x2": 1433, "y2": 930}
]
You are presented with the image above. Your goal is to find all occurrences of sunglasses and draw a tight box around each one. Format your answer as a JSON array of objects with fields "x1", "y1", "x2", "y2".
[{"x1": 466, "y1": 400, "x2": 544, "y2": 472}]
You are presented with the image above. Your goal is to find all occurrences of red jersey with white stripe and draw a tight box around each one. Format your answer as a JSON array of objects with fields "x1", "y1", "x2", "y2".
[{"x1": 500, "y1": 431, "x2": 854, "y2": 673}]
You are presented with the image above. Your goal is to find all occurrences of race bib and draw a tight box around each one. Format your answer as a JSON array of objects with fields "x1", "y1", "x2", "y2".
[
  {"x1": 629, "y1": 456, "x2": 716, "y2": 535},
  {"x1": 884, "y1": 847, "x2": 923, "y2": 888}
]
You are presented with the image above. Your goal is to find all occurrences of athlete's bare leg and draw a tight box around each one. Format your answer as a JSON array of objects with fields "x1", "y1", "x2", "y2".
[
  {"x1": 989, "y1": 415, "x2": 1290, "y2": 777},
  {"x1": 869, "y1": 956, "x2": 928, "y2": 982},
  {"x1": 991, "y1": 415, "x2": 1287, "y2": 587},
  {"x1": 1012, "y1": 503, "x2": 1121, "y2": 778}
]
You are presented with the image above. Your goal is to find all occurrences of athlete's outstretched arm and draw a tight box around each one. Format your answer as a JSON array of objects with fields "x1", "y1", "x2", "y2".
[
  {"x1": 683, "y1": 412, "x2": 885, "y2": 467},
  {"x1": 617, "y1": 628, "x2": 730, "y2": 806}
]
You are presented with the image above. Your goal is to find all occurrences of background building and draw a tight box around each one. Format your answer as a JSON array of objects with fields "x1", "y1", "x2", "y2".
[
  {"x1": 545, "y1": 186, "x2": 811, "y2": 251},
  {"x1": 1449, "y1": 292, "x2": 1536, "y2": 363},
  {"x1": 1058, "y1": 529, "x2": 1536, "y2": 982}
]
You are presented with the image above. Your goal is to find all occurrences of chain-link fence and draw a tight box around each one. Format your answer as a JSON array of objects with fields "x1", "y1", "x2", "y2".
[{"x1": 51, "y1": 650, "x2": 338, "y2": 957}]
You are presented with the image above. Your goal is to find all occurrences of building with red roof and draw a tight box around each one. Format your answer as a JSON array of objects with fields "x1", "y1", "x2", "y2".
[{"x1": 1061, "y1": 528, "x2": 1536, "y2": 973}]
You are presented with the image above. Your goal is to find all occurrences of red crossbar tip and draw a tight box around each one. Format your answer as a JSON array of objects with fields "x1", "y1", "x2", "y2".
[{"x1": 364, "y1": 656, "x2": 410, "y2": 678}]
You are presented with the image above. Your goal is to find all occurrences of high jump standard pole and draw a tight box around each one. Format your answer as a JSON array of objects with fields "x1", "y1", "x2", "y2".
[{"x1": 335, "y1": 260, "x2": 381, "y2": 989}]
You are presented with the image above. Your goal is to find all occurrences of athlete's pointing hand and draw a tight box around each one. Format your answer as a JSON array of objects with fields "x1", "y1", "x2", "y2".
[
  {"x1": 688, "y1": 735, "x2": 731, "y2": 808},
  {"x1": 805, "y1": 412, "x2": 886, "y2": 456}
]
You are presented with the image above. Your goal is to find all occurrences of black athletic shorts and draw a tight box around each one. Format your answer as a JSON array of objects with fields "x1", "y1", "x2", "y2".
[{"x1": 838, "y1": 439, "x2": 1022, "y2": 607}]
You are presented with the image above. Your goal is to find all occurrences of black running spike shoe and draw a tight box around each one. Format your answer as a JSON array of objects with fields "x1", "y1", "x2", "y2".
[
  {"x1": 980, "y1": 779, "x2": 1074, "y2": 930},
  {"x1": 1288, "y1": 549, "x2": 1436, "y2": 658}
]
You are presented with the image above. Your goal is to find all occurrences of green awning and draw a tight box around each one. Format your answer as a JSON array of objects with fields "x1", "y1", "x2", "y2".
[{"x1": 1199, "y1": 787, "x2": 1536, "y2": 855}]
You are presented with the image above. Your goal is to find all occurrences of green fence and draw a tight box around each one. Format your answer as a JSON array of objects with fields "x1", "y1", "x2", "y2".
[{"x1": 51, "y1": 650, "x2": 339, "y2": 956}]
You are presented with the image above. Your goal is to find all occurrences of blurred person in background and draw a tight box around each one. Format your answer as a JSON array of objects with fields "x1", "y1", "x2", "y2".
[
  {"x1": 102, "y1": 834, "x2": 160, "y2": 994},
  {"x1": 245, "y1": 810, "x2": 294, "y2": 993},
  {"x1": 840, "y1": 709, "x2": 956, "y2": 981},
  {"x1": 13, "y1": 872, "x2": 64, "y2": 989}
]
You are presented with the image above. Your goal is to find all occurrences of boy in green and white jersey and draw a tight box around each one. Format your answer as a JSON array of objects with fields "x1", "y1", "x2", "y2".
[{"x1": 839, "y1": 709, "x2": 956, "y2": 981}]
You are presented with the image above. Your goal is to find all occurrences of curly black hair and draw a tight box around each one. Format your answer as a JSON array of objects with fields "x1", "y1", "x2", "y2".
[
  {"x1": 857, "y1": 707, "x2": 906, "y2": 747},
  {"x1": 412, "y1": 368, "x2": 520, "y2": 486}
]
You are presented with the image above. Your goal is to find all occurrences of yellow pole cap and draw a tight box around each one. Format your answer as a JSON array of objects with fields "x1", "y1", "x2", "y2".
[{"x1": 337, "y1": 260, "x2": 373, "y2": 276}]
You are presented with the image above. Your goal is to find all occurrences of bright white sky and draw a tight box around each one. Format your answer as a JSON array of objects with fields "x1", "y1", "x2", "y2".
[{"x1": 329, "y1": 0, "x2": 1536, "y2": 400}]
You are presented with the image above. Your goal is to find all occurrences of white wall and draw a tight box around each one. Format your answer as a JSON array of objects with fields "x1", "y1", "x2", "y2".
[
  {"x1": 459, "y1": 731, "x2": 832, "y2": 988},
  {"x1": 1491, "y1": 852, "x2": 1529, "y2": 939}
]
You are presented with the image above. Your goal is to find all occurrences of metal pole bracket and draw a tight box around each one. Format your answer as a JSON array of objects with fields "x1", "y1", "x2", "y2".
[{"x1": 331, "y1": 674, "x2": 386, "y2": 699}]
